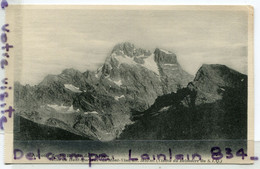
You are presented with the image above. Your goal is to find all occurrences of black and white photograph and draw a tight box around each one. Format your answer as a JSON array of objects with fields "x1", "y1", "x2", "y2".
[{"x1": 4, "y1": 5, "x2": 254, "y2": 164}]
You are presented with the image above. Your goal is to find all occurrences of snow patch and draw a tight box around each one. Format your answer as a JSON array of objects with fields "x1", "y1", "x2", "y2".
[
  {"x1": 112, "y1": 53, "x2": 136, "y2": 66},
  {"x1": 142, "y1": 54, "x2": 160, "y2": 75},
  {"x1": 159, "y1": 106, "x2": 171, "y2": 112},
  {"x1": 64, "y1": 84, "x2": 82, "y2": 93},
  {"x1": 220, "y1": 87, "x2": 225, "y2": 91},
  {"x1": 95, "y1": 66, "x2": 103, "y2": 78},
  {"x1": 135, "y1": 54, "x2": 144, "y2": 58},
  {"x1": 164, "y1": 64, "x2": 177, "y2": 66},
  {"x1": 97, "y1": 66, "x2": 103, "y2": 72},
  {"x1": 114, "y1": 95, "x2": 125, "y2": 101},
  {"x1": 105, "y1": 74, "x2": 110, "y2": 78},
  {"x1": 160, "y1": 49, "x2": 172, "y2": 54},
  {"x1": 112, "y1": 53, "x2": 160, "y2": 75},
  {"x1": 114, "y1": 80, "x2": 122, "y2": 86},
  {"x1": 108, "y1": 78, "x2": 122, "y2": 86},
  {"x1": 47, "y1": 104, "x2": 75, "y2": 113},
  {"x1": 84, "y1": 111, "x2": 99, "y2": 115}
]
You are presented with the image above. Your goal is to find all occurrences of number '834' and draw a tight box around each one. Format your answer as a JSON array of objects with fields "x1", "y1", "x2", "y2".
[{"x1": 211, "y1": 147, "x2": 247, "y2": 160}]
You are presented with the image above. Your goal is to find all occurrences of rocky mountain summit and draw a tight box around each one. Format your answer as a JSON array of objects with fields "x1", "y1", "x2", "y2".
[
  {"x1": 14, "y1": 42, "x2": 194, "y2": 141},
  {"x1": 193, "y1": 64, "x2": 247, "y2": 104}
]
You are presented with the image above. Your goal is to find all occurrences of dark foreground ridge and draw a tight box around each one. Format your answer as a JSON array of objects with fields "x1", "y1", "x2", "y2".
[
  {"x1": 119, "y1": 64, "x2": 247, "y2": 140},
  {"x1": 15, "y1": 116, "x2": 91, "y2": 140}
]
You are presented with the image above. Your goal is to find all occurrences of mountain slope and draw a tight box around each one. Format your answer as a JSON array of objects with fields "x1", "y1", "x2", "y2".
[
  {"x1": 14, "y1": 116, "x2": 91, "y2": 140},
  {"x1": 119, "y1": 64, "x2": 247, "y2": 140}
]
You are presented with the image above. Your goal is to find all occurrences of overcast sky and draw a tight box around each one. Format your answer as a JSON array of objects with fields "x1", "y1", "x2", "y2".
[{"x1": 8, "y1": 6, "x2": 249, "y2": 85}]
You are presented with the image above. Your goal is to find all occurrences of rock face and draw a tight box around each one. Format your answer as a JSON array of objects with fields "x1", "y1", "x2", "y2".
[
  {"x1": 193, "y1": 64, "x2": 247, "y2": 104},
  {"x1": 14, "y1": 42, "x2": 194, "y2": 141},
  {"x1": 119, "y1": 64, "x2": 247, "y2": 140},
  {"x1": 154, "y1": 48, "x2": 192, "y2": 93}
]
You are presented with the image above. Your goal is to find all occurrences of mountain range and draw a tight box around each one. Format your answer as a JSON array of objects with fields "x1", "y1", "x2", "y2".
[{"x1": 14, "y1": 42, "x2": 247, "y2": 141}]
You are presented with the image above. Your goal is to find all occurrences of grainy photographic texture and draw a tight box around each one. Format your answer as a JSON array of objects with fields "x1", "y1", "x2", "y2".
[{"x1": 5, "y1": 5, "x2": 254, "y2": 164}]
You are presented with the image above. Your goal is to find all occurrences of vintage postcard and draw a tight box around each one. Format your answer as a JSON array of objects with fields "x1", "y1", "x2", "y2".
[{"x1": 3, "y1": 5, "x2": 254, "y2": 165}]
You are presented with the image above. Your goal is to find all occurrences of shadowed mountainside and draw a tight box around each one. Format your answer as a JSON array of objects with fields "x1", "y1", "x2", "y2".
[{"x1": 119, "y1": 64, "x2": 247, "y2": 140}]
